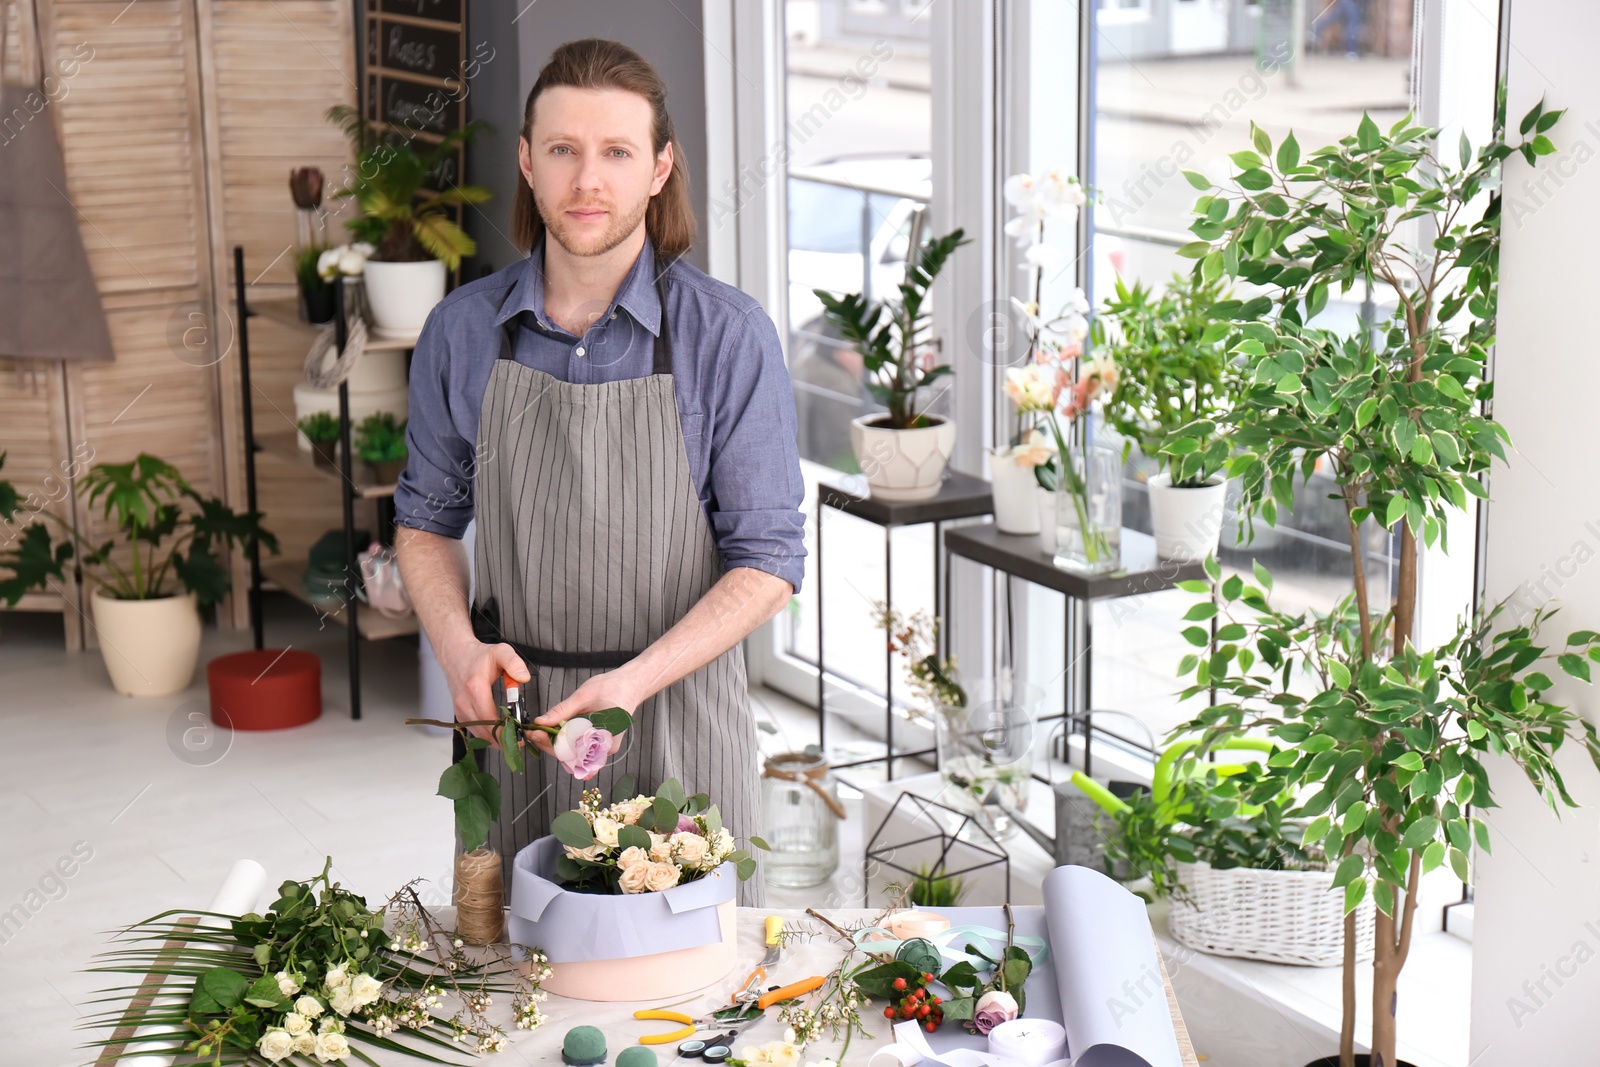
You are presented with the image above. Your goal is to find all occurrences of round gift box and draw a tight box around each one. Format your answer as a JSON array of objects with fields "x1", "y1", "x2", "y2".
[
  {"x1": 507, "y1": 836, "x2": 738, "y2": 1002},
  {"x1": 207, "y1": 649, "x2": 321, "y2": 730}
]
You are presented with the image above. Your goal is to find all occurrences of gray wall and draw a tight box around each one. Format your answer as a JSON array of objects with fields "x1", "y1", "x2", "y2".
[{"x1": 459, "y1": 0, "x2": 710, "y2": 279}]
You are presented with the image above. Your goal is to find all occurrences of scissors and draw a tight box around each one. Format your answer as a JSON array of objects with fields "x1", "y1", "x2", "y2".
[{"x1": 726, "y1": 916, "x2": 827, "y2": 1010}]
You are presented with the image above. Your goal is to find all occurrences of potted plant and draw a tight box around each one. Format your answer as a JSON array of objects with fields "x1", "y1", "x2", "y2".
[
  {"x1": 294, "y1": 244, "x2": 335, "y2": 325},
  {"x1": 1095, "y1": 271, "x2": 1241, "y2": 561},
  {"x1": 815, "y1": 227, "x2": 968, "y2": 501},
  {"x1": 355, "y1": 412, "x2": 407, "y2": 485},
  {"x1": 325, "y1": 105, "x2": 491, "y2": 338},
  {"x1": 0, "y1": 453, "x2": 277, "y2": 696},
  {"x1": 297, "y1": 412, "x2": 341, "y2": 469},
  {"x1": 1164, "y1": 102, "x2": 1599, "y2": 1067}
]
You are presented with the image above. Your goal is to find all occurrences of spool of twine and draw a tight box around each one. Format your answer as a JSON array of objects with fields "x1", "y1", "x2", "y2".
[{"x1": 454, "y1": 849, "x2": 504, "y2": 945}]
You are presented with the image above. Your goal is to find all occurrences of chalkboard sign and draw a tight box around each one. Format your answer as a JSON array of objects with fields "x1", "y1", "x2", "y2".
[
  {"x1": 367, "y1": 72, "x2": 463, "y2": 138},
  {"x1": 377, "y1": 0, "x2": 463, "y2": 25}
]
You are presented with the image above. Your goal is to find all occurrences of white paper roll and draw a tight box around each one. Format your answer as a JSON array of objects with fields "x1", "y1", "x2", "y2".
[
  {"x1": 119, "y1": 860, "x2": 270, "y2": 1066},
  {"x1": 986, "y1": 1018, "x2": 1067, "y2": 1067}
]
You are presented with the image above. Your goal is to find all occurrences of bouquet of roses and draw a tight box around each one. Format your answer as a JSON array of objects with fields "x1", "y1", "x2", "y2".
[
  {"x1": 548, "y1": 776, "x2": 766, "y2": 894},
  {"x1": 83, "y1": 859, "x2": 549, "y2": 1066}
]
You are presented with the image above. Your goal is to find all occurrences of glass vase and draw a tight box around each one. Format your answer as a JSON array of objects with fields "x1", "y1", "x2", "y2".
[
  {"x1": 1053, "y1": 446, "x2": 1121, "y2": 574},
  {"x1": 934, "y1": 676, "x2": 1043, "y2": 839},
  {"x1": 760, "y1": 751, "x2": 842, "y2": 888}
]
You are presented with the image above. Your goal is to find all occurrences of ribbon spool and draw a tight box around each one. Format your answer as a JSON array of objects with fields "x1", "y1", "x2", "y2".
[
  {"x1": 986, "y1": 1018, "x2": 1067, "y2": 1067},
  {"x1": 454, "y1": 848, "x2": 505, "y2": 945}
]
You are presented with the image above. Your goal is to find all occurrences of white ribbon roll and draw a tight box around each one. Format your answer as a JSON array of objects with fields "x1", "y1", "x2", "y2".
[{"x1": 986, "y1": 1018, "x2": 1067, "y2": 1067}]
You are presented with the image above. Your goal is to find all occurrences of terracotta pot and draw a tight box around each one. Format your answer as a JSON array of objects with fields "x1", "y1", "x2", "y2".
[
  {"x1": 849, "y1": 413, "x2": 956, "y2": 501},
  {"x1": 91, "y1": 589, "x2": 202, "y2": 697}
]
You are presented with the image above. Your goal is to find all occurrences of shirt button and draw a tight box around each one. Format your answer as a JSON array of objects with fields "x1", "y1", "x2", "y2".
[
  {"x1": 575, "y1": 345, "x2": 586, "y2": 358},
  {"x1": 610, "y1": 311, "x2": 617, "y2": 320}
]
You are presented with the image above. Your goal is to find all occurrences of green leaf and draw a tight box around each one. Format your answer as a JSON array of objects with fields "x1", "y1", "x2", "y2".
[
  {"x1": 1177, "y1": 240, "x2": 1212, "y2": 259},
  {"x1": 197, "y1": 968, "x2": 249, "y2": 1011},
  {"x1": 656, "y1": 777, "x2": 687, "y2": 808},
  {"x1": 1559, "y1": 653, "x2": 1592, "y2": 683},
  {"x1": 1183, "y1": 169, "x2": 1210, "y2": 190},
  {"x1": 1385, "y1": 496, "x2": 1408, "y2": 528},
  {"x1": 1422, "y1": 840, "x2": 1447, "y2": 873},
  {"x1": 551, "y1": 810, "x2": 596, "y2": 849},
  {"x1": 1449, "y1": 846, "x2": 1470, "y2": 883},
  {"x1": 1329, "y1": 660, "x2": 1352, "y2": 689},
  {"x1": 585, "y1": 707, "x2": 634, "y2": 736},
  {"x1": 1177, "y1": 579, "x2": 1212, "y2": 594},
  {"x1": 618, "y1": 824, "x2": 651, "y2": 852},
  {"x1": 1277, "y1": 132, "x2": 1300, "y2": 171},
  {"x1": 1333, "y1": 854, "x2": 1365, "y2": 888},
  {"x1": 1402, "y1": 817, "x2": 1439, "y2": 850},
  {"x1": 1393, "y1": 752, "x2": 1425, "y2": 773},
  {"x1": 1344, "y1": 878, "x2": 1367, "y2": 914},
  {"x1": 1252, "y1": 560, "x2": 1273, "y2": 592},
  {"x1": 653, "y1": 796, "x2": 681, "y2": 830},
  {"x1": 613, "y1": 773, "x2": 639, "y2": 803},
  {"x1": 1357, "y1": 112, "x2": 1382, "y2": 151},
  {"x1": 1355, "y1": 397, "x2": 1378, "y2": 430},
  {"x1": 500, "y1": 721, "x2": 523, "y2": 774},
  {"x1": 1183, "y1": 602, "x2": 1219, "y2": 622},
  {"x1": 1202, "y1": 250, "x2": 1224, "y2": 283},
  {"x1": 243, "y1": 974, "x2": 288, "y2": 1010}
]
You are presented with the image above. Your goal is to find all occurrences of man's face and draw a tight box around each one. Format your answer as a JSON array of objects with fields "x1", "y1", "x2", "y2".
[{"x1": 521, "y1": 86, "x2": 672, "y2": 258}]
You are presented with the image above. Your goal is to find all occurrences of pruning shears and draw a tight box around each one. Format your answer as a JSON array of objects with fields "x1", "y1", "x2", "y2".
[{"x1": 502, "y1": 669, "x2": 532, "y2": 728}]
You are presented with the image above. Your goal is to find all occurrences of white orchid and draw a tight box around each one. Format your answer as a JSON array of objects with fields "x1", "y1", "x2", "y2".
[
  {"x1": 1003, "y1": 365, "x2": 1059, "y2": 414},
  {"x1": 316, "y1": 242, "x2": 376, "y2": 282}
]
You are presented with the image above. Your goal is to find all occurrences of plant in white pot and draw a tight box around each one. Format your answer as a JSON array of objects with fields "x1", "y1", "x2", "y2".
[
  {"x1": 326, "y1": 105, "x2": 491, "y2": 339},
  {"x1": 815, "y1": 227, "x2": 969, "y2": 501},
  {"x1": 0, "y1": 453, "x2": 277, "y2": 696},
  {"x1": 1095, "y1": 271, "x2": 1241, "y2": 561}
]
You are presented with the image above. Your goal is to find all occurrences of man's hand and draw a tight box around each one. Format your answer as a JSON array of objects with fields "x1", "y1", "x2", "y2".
[
  {"x1": 438, "y1": 634, "x2": 529, "y2": 744},
  {"x1": 530, "y1": 669, "x2": 643, "y2": 757}
]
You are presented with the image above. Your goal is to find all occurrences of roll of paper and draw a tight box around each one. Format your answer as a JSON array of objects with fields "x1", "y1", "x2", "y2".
[{"x1": 987, "y1": 1018, "x2": 1067, "y2": 1067}]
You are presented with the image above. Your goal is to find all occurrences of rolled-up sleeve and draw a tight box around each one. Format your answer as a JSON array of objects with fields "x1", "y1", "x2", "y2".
[
  {"x1": 394, "y1": 307, "x2": 474, "y2": 539},
  {"x1": 706, "y1": 307, "x2": 807, "y2": 593}
]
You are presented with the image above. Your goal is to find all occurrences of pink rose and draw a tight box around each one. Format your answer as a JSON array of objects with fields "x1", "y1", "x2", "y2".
[
  {"x1": 973, "y1": 990, "x2": 1018, "y2": 1035},
  {"x1": 552, "y1": 718, "x2": 613, "y2": 780},
  {"x1": 674, "y1": 814, "x2": 700, "y2": 835}
]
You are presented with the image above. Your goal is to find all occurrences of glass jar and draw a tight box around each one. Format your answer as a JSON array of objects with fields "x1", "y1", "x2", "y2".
[
  {"x1": 1053, "y1": 445, "x2": 1122, "y2": 574},
  {"x1": 760, "y1": 752, "x2": 843, "y2": 888},
  {"x1": 934, "y1": 676, "x2": 1043, "y2": 839}
]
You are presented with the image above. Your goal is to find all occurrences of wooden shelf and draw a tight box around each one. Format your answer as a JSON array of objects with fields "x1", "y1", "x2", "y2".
[
  {"x1": 262, "y1": 560, "x2": 419, "y2": 640},
  {"x1": 255, "y1": 433, "x2": 398, "y2": 499},
  {"x1": 247, "y1": 297, "x2": 420, "y2": 349}
]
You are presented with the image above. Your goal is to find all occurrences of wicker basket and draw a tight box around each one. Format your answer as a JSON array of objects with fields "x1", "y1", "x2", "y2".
[{"x1": 1166, "y1": 861, "x2": 1375, "y2": 967}]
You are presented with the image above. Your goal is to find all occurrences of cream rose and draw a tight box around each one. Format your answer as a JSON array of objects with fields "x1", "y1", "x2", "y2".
[
  {"x1": 671, "y1": 832, "x2": 710, "y2": 867},
  {"x1": 295, "y1": 995, "x2": 323, "y2": 1018},
  {"x1": 592, "y1": 816, "x2": 622, "y2": 848},
  {"x1": 648, "y1": 833, "x2": 672, "y2": 862},
  {"x1": 617, "y1": 846, "x2": 651, "y2": 871},
  {"x1": 619, "y1": 863, "x2": 651, "y2": 894},
  {"x1": 275, "y1": 970, "x2": 302, "y2": 997},
  {"x1": 564, "y1": 842, "x2": 605, "y2": 863},
  {"x1": 259, "y1": 1029, "x2": 295, "y2": 1062},
  {"x1": 314, "y1": 1030, "x2": 351, "y2": 1062},
  {"x1": 283, "y1": 1012, "x2": 311, "y2": 1036},
  {"x1": 349, "y1": 973, "x2": 383, "y2": 1008},
  {"x1": 329, "y1": 987, "x2": 358, "y2": 1016},
  {"x1": 645, "y1": 861, "x2": 681, "y2": 893},
  {"x1": 324, "y1": 963, "x2": 349, "y2": 990},
  {"x1": 293, "y1": 1033, "x2": 316, "y2": 1055}
]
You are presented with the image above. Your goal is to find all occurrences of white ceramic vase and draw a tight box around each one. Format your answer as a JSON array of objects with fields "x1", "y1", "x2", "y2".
[
  {"x1": 987, "y1": 446, "x2": 1040, "y2": 535},
  {"x1": 849, "y1": 414, "x2": 956, "y2": 501},
  {"x1": 1035, "y1": 487, "x2": 1058, "y2": 556},
  {"x1": 362, "y1": 258, "x2": 446, "y2": 339},
  {"x1": 1148, "y1": 474, "x2": 1229, "y2": 562},
  {"x1": 91, "y1": 589, "x2": 202, "y2": 697}
]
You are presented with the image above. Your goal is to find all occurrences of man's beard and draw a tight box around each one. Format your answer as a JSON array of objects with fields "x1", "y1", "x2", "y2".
[{"x1": 536, "y1": 192, "x2": 651, "y2": 257}]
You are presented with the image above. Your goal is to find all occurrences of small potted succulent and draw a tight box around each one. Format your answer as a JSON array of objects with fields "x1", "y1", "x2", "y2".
[
  {"x1": 296, "y1": 412, "x2": 340, "y2": 469},
  {"x1": 326, "y1": 105, "x2": 491, "y2": 339},
  {"x1": 355, "y1": 412, "x2": 407, "y2": 485},
  {"x1": 1094, "y1": 271, "x2": 1243, "y2": 561},
  {"x1": 816, "y1": 227, "x2": 969, "y2": 501},
  {"x1": 0, "y1": 453, "x2": 276, "y2": 696}
]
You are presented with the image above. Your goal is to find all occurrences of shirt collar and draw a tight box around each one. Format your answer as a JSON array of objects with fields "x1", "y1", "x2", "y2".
[{"x1": 495, "y1": 233, "x2": 662, "y2": 337}]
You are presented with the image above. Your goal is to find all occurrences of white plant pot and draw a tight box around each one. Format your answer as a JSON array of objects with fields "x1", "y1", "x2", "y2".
[
  {"x1": 849, "y1": 414, "x2": 956, "y2": 501},
  {"x1": 987, "y1": 447, "x2": 1040, "y2": 535},
  {"x1": 1035, "y1": 487, "x2": 1057, "y2": 555},
  {"x1": 362, "y1": 258, "x2": 446, "y2": 340},
  {"x1": 1148, "y1": 474, "x2": 1228, "y2": 562},
  {"x1": 91, "y1": 589, "x2": 202, "y2": 697}
]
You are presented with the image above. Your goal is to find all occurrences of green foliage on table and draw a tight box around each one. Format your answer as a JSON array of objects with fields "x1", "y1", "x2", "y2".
[
  {"x1": 297, "y1": 411, "x2": 342, "y2": 444},
  {"x1": 1162, "y1": 98, "x2": 1596, "y2": 1066},
  {"x1": 356, "y1": 412, "x2": 408, "y2": 464},
  {"x1": 326, "y1": 104, "x2": 492, "y2": 270},
  {"x1": 1094, "y1": 271, "x2": 1242, "y2": 488},
  {"x1": 815, "y1": 228, "x2": 970, "y2": 429},
  {"x1": 908, "y1": 864, "x2": 965, "y2": 908},
  {"x1": 0, "y1": 452, "x2": 276, "y2": 618},
  {"x1": 295, "y1": 244, "x2": 330, "y2": 292}
]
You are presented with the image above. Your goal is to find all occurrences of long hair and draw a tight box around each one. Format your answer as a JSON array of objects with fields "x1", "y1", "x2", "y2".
[{"x1": 512, "y1": 39, "x2": 695, "y2": 257}]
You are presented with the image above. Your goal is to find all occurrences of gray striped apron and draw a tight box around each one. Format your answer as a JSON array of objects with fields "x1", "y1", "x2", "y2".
[{"x1": 467, "y1": 257, "x2": 763, "y2": 907}]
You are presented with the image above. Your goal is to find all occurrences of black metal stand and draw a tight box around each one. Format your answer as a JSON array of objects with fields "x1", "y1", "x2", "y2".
[
  {"x1": 814, "y1": 472, "x2": 994, "y2": 782},
  {"x1": 232, "y1": 246, "x2": 264, "y2": 651},
  {"x1": 941, "y1": 524, "x2": 1204, "y2": 777}
]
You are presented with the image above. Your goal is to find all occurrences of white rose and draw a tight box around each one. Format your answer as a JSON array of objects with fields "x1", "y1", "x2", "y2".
[
  {"x1": 592, "y1": 816, "x2": 622, "y2": 848},
  {"x1": 275, "y1": 970, "x2": 301, "y2": 997},
  {"x1": 564, "y1": 842, "x2": 605, "y2": 862},
  {"x1": 293, "y1": 1033, "x2": 316, "y2": 1055},
  {"x1": 258, "y1": 1028, "x2": 295, "y2": 1063},
  {"x1": 649, "y1": 833, "x2": 672, "y2": 862},
  {"x1": 295, "y1": 995, "x2": 323, "y2": 1018},
  {"x1": 619, "y1": 863, "x2": 651, "y2": 894},
  {"x1": 349, "y1": 973, "x2": 383, "y2": 1008},
  {"x1": 713, "y1": 828, "x2": 735, "y2": 855},
  {"x1": 330, "y1": 987, "x2": 358, "y2": 1016},
  {"x1": 644, "y1": 861, "x2": 681, "y2": 893},
  {"x1": 314, "y1": 1030, "x2": 351, "y2": 1062},
  {"x1": 671, "y1": 832, "x2": 710, "y2": 867},
  {"x1": 617, "y1": 846, "x2": 651, "y2": 871},
  {"x1": 318, "y1": 1016, "x2": 344, "y2": 1034},
  {"x1": 283, "y1": 1012, "x2": 311, "y2": 1036},
  {"x1": 324, "y1": 963, "x2": 349, "y2": 990}
]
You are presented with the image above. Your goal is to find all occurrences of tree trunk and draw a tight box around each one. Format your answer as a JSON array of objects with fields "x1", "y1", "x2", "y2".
[
  {"x1": 1392, "y1": 524, "x2": 1417, "y2": 655},
  {"x1": 1340, "y1": 909, "x2": 1357, "y2": 1067},
  {"x1": 1372, "y1": 908, "x2": 1398, "y2": 1067}
]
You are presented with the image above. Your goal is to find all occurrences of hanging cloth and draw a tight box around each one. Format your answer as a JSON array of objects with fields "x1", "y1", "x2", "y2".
[{"x1": 0, "y1": 0, "x2": 115, "y2": 362}]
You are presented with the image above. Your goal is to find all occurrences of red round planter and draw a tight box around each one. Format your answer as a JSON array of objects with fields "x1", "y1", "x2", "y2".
[{"x1": 207, "y1": 650, "x2": 322, "y2": 730}]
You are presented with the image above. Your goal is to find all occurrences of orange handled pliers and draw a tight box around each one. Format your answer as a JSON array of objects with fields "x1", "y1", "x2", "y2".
[{"x1": 728, "y1": 916, "x2": 826, "y2": 1011}]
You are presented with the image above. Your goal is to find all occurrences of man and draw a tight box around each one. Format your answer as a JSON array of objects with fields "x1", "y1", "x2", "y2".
[{"x1": 394, "y1": 39, "x2": 805, "y2": 906}]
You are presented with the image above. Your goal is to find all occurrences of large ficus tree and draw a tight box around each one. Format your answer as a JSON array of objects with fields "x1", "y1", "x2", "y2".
[{"x1": 1164, "y1": 101, "x2": 1600, "y2": 1067}]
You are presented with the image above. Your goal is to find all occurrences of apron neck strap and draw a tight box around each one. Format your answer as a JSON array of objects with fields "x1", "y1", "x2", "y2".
[{"x1": 498, "y1": 253, "x2": 672, "y2": 376}]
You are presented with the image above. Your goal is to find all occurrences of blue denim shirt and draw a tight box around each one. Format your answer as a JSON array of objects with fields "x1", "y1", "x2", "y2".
[{"x1": 393, "y1": 235, "x2": 807, "y2": 593}]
